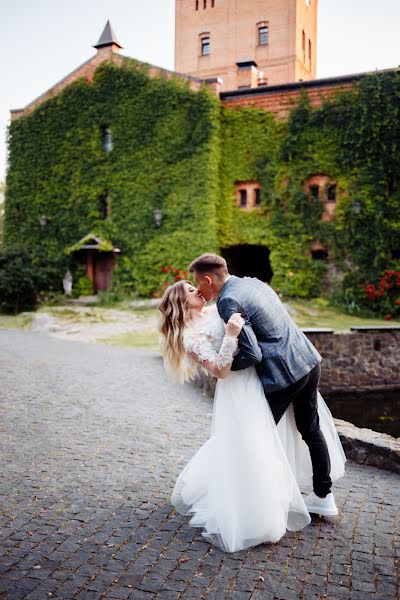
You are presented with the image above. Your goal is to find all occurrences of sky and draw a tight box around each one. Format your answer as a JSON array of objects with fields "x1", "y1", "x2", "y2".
[{"x1": 1, "y1": 0, "x2": 399, "y2": 182}]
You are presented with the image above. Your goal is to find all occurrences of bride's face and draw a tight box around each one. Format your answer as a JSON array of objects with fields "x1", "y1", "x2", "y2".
[{"x1": 184, "y1": 282, "x2": 206, "y2": 311}]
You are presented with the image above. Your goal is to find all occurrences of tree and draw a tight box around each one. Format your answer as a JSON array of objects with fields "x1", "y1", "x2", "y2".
[{"x1": 0, "y1": 180, "x2": 5, "y2": 247}]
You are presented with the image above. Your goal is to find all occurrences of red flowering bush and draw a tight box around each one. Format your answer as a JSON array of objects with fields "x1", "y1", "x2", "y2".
[
  {"x1": 363, "y1": 270, "x2": 400, "y2": 319},
  {"x1": 153, "y1": 265, "x2": 189, "y2": 298}
]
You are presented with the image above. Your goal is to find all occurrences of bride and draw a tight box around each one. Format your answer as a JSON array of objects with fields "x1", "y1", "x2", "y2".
[{"x1": 159, "y1": 280, "x2": 346, "y2": 553}]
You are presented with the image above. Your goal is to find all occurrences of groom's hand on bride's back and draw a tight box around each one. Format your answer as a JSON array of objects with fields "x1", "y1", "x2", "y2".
[{"x1": 218, "y1": 298, "x2": 262, "y2": 371}]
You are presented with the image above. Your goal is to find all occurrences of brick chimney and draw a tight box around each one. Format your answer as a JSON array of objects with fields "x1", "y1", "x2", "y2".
[{"x1": 236, "y1": 60, "x2": 258, "y2": 89}]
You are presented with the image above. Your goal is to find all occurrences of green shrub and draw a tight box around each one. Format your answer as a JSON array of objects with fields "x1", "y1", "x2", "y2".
[{"x1": 0, "y1": 248, "x2": 38, "y2": 313}]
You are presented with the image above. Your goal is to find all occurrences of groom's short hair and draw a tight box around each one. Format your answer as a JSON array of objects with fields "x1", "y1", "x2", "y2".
[{"x1": 189, "y1": 253, "x2": 228, "y2": 277}]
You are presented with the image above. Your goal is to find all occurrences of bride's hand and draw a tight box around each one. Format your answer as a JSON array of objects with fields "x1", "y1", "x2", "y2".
[{"x1": 225, "y1": 313, "x2": 245, "y2": 337}]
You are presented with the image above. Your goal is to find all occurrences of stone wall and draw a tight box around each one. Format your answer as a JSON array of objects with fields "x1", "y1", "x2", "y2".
[
  {"x1": 306, "y1": 328, "x2": 400, "y2": 394},
  {"x1": 195, "y1": 328, "x2": 400, "y2": 396}
]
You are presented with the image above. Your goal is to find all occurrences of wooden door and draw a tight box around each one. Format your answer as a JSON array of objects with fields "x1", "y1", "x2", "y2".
[{"x1": 93, "y1": 253, "x2": 115, "y2": 292}]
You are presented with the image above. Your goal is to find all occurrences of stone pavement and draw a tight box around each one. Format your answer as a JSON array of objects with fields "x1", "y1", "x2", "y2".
[{"x1": 0, "y1": 330, "x2": 399, "y2": 600}]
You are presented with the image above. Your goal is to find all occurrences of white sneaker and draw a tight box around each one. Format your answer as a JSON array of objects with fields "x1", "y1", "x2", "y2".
[{"x1": 305, "y1": 492, "x2": 338, "y2": 517}]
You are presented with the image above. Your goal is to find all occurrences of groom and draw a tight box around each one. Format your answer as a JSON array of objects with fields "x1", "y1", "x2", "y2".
[{"x1": 188, "y1": 252, "x2": 338, "y2": 517}]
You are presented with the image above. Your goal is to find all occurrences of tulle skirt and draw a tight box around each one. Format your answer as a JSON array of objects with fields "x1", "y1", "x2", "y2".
[{"x1": 172, "y1": 367, "x2": 346, "y2": 553}]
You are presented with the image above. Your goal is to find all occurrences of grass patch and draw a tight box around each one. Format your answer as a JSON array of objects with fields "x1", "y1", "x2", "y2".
[
  {"x1": 100, "y1": 329, "x2": 160, "y2": 350},
  {"x1": 287, "y1": 299, "x2": 397, "y2": 331},
  {"x1": 0, "y1": 312, "x2": 33, "y2": 330},
  {"x1": 5, "y1": 296, "x2": 394, "y2": 348},
  {"x1": 39, "y1": 306, "x2": 117, "y2": 323}
]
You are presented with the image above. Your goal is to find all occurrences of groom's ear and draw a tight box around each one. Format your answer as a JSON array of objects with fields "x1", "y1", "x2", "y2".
[{"x1": 204, "y1": 275, "x2": 213, "y2": 287}]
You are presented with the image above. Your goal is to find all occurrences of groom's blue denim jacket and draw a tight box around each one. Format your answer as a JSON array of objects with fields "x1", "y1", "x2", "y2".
[{"x1": 217, "y1": 275, "x2": 321, "y2": 393}]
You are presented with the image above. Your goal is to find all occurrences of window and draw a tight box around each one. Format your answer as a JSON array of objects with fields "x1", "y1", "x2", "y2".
[
  {"x1": 309, "y1": 39, "x2": 312, "y2": 68},
  {"x1": 236, "y1": 181, "x2": 261, "y2": 210},
  {"x1": 310, "y1": 185, "x2": 319, "y2": 199},
  {"x1": 311, "y1": 249, "x2": 328, "y2": 260},
  {"x1": 201, "y1": 36, "x2": 210, "y2": 55},
  {"x1": 99, "y1": 194, "x2": 109, "y2": 220},
  {"x1": 239, "y1": 190, "x2": 247, "y2": 208},
  {"x1": 302, "y1": 30, "x2": 305, "y2": 50},
  {"x1": 195, "y1": 0, "x2": 199, "y2": 9},
  {"x1": 212, "y1": 0, "x2": 215, "y2": 5},
  {"x1": 258, "y1": 25, "x2": 269, "y2": 46},
  {"x1": 327, "y1": 184, "x2": 336, "y2": 203},
  {"x1": 101, "y1": 126, "x2": 113, "y2": 152},
  {"x1": 203, "y1": 0, "x2": 206, "y2": 8}
]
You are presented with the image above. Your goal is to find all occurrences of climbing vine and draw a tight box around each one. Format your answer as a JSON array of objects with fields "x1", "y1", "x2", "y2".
[
  {"x1": 4, "y1": 61, "x2": 400, "y2": 312},
  {"x1": 5, "y1": 61, "x2": 220, "y2": 297},
  {"x1": 278, "y1": 74, "x2": 400, "y2": 311}
]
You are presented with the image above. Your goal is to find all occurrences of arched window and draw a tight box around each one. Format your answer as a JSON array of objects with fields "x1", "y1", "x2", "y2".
[
  {"x1": 258, "y1": 25, "x2": 269, "y2": 46},
  {"x1": 201, "y1": 36, "x2": 210, "y2": 55},
  {"x1": 239, "y1": 190, "x2": 247, "y2": 208},
  {"x1": 327, "y1": 184, "x2": 336, "y2": 202},
  {"x1": 212, "y1": 0, "x2": 215, "y2": 6},
  {"x1": 236, "y1": 181, "x2": 262, "y2": 210},
  {"x1": 195, "y1": 0, "x2": 199, "y2": 9},
  {"x1": 203, "y1": 0, "x2": 207, "y2": 8},
  {"x1": 309, "y1": 184, "x2": 319, "y2": 199}
]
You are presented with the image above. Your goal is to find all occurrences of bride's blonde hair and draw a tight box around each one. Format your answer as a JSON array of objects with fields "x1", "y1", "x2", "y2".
[{"x1": 158, "y1": 280, "x2": 197, "y2": 383}]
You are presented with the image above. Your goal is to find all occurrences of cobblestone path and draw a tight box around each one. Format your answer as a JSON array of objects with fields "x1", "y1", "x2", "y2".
[{"x1": 0, "y1": 331, "x2": 399, "y2": 600}]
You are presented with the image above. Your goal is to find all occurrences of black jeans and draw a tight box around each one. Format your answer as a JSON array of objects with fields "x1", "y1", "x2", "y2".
[{"x1": 266, "y1": 364, "x2": 332, "y2": 498}]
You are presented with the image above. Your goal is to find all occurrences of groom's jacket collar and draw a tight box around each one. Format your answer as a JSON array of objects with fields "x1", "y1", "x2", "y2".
[{"x1": 218, "y1": 274, "x2": 238, "y2": 299}]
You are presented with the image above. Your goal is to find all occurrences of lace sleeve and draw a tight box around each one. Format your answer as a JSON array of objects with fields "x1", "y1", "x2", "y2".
[{"x1": 184, "y1": 329, "x2": 238, "y2": 370}]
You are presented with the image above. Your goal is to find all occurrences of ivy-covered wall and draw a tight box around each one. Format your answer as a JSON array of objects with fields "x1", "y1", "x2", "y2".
[
  {"x1": 270, "y1": 73, "x2": 400, "y2": 308},
  {"x1": 4, "y1": 60, "x2": 400, "y2": 310},
  {"x1": 217, "y1": 72, "x2": 400, "y2": 309},
  {"x1": 5, "y1": 61, "x2": 220, "y2": 296}
]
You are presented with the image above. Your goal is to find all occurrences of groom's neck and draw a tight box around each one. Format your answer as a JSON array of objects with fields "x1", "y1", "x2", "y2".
[{"x1": 215, "y1": 273, "x2": 231, "y2": 295}]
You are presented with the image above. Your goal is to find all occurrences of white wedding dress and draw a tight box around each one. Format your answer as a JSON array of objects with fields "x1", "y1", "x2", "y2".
[{"x1": 172, "y1": 306, "x2": 346, "y2": 553}]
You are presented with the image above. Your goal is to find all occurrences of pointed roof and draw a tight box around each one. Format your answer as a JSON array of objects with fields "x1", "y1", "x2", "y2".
[
  {"x1": 65, "y1": 233, "x2": 121, "y2": 254},
  {"x1": 94, "y1": 21, "x2": 123, "y2": 50}
]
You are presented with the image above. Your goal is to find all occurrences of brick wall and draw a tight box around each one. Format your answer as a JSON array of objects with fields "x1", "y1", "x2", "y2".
[
  {"x1": 175, "y1": 0, "x2": 317, "y2": 90},
  {"x1": 221, "y1": 80, "x2": 354, "y2": 119}
]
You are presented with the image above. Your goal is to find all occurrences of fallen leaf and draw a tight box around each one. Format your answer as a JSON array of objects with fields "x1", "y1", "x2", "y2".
[{"x1": 179, "y1": 556, "x2": 189, "y2": 563}]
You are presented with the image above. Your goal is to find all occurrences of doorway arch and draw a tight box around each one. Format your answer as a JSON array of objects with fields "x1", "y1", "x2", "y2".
[{"x1": 221, "y1": 245, "x2": 273, "y2": 282}]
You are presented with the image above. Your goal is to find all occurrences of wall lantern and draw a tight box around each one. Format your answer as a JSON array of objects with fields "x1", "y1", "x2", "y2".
[
  {"x1": 153, "y1": 208, "x2": 163, "y2": 227},
  {"x1": 352, "y1": 201, "x2": 362, "y2": 215},
  {"x1": 39, "y1": 214, "x2": 48, "y2": 231},
  {"x1": 102, "y1": 127, "x2": 113, "y2": 152}
]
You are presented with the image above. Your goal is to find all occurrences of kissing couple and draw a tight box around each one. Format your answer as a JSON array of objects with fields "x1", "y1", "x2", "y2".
[{"x1": 159, "y1": 253, "x2": 346, "y2": 553}]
